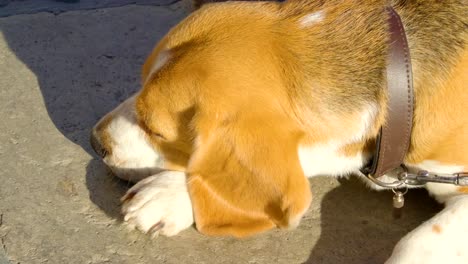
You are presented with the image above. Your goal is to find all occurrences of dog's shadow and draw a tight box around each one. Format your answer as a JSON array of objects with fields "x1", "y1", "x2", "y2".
[
  {"x1": 305, "y1": 177, "x2": 442, "y2": 264},
  {"x1": 0, "y1": 2, "x2": 443, "y2": 261},
  {"x1": 0, "y1": 3, "x2": 191, "y2": 218},
  {"x1": 85, "y1": 159, "x2": 130, "y2": 219}
]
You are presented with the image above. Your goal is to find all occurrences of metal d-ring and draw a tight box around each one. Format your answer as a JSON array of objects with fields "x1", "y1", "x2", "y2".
[
  {"x1": 392, "y1": 185, "x2": 408, "y2": 195},
  {"x1": 366, "y1": 173, "x2": 405, "y2": 188}
]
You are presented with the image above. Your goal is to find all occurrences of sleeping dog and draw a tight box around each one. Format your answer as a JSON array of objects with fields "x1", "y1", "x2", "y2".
[{"x1": 90, "y1": 0, "x2": 467, "y2": 262}]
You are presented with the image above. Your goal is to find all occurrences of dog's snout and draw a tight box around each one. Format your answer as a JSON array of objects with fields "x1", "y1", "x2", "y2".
[{"x1": 90, "y1": 129, "x2": 108, "y2": 158}]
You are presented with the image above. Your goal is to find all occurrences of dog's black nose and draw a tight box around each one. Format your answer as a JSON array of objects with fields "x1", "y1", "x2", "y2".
[{"x1": 90, "y1": 129, "x2": 108, "y2": 158}]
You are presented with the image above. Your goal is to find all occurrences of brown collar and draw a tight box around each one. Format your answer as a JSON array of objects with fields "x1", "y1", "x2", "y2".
[
  {"x1": 361, "y1": 7, "x2": 414, "y2": 178},
  {"x1": 361, "y1": 8, "x2": 468, "y2": 192}
]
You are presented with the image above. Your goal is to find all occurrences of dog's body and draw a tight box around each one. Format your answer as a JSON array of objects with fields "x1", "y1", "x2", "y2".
[{"x1": 91, "y1": 0, "x2": 468, "y2": 262}]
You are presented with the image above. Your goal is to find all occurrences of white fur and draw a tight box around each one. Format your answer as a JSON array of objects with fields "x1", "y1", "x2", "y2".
[
  {"x1": 386, "y1": 195, "x2": 468, "y2": 264},
  {"x1": 101, "y1": 91, "x2": 468, "y2": 262},
  {"x1": 370, "y1": 160, "x2": 466, "y2": 263},
  {"x1": 98, "y1": 50, "x2": 171, "y2": 180},
  {"x1": 296, "y1": 102, "x2": 468, "y2": 263},
  {"x1": 122, "y1": 171, "x2": 194, "y2": 237},
  {"x1": 299, "y1": 142, "x2": 366, "y2": 177},
  {"x1": 299, "y1": 11, "x2": 325, "y2": 27},
  {"x1": 100, "y1": 95, "x2": 164, "y2": 181},
  {"x1": 299, "y1": 105, "x2": 376, "y2": 177},
  {"x1": 145, "y1": 50, "x2": 170, "y2": 84},
  {"x1": 348, "y1": 103, "x2": 378, "y2": 143},
  {"x1": 408, "y1": 160, "x2": 465, "y2": 203}
]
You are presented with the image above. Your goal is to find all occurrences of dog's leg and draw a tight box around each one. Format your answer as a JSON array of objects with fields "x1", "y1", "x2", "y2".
[
  {"x1": 121, "y1": 171, "x2": 194, "y2": 237},
  {"x1": 386, "y1": 195, "x2": 468, "y2": 264}
]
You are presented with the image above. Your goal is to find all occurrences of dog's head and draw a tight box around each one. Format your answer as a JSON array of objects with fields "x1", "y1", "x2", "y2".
[
  {"x1": 91, "y1": 1, "x2": 385, "y2": 237},
  {"x1": 91, "y1": 2, "x2": 302, "y2": 177}
]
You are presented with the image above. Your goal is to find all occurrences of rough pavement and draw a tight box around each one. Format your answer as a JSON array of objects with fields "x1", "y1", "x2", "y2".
[{"x1": 0, "y1": 1, "x2": 442, "y2": 263}]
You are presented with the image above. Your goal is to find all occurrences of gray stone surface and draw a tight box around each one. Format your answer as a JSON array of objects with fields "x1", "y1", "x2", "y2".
[
  {"x1": 0, "y1": 1, "x2": 441, "y2": 263},
  {"x1": 0, "y1": 247, "x2": 8, "y2": 264},
  {"x1": 0, "y1": 0, "x2": 179, "y2": 17}
]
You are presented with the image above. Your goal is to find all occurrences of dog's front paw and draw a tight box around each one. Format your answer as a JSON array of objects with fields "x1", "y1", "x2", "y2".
[
  {"x1": 386, "y1": 196, "x2": 468, "y2": 264},
  {"x1": 121, "y1": 171, "x2": 194, "y2": 237}
]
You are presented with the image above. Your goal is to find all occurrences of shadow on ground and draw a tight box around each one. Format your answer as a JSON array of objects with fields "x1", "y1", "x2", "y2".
[
  {"x1": 0, "y1": 3, "x2": 189, "y2": 218},
  {"x1": 0, "y1": 5, "x2": 185, "y2": 155},
  {"x1": 305, "y1": 177, "x2": 442, "y2": 264},
  {"x1": 0, "y1": 3, "x2": 443, "y2": 263},
  {"x1": 85, "y1": 158, "x2": 129, "y2": 219}
]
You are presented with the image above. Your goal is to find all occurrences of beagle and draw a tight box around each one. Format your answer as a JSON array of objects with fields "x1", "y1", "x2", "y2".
[{"x1": 90, "y1": 0, "x2": 468, "y2": 262}]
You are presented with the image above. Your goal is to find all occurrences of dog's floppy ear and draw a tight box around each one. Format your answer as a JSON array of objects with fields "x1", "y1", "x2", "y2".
[{"x1": 187, "y1": 112, "x2": 312, "y2": 237}]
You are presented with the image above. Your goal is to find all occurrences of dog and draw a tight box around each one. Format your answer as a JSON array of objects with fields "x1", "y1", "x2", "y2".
[{"x1": 90, "y1": 0, "x2": 468, "y2": 262}]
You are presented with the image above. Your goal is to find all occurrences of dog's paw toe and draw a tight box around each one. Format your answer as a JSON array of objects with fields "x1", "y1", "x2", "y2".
[{"x1": 121, "y1": 171, "x2": 194, "y2": 237}]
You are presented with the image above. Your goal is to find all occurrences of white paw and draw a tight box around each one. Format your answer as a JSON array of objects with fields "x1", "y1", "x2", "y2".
[
  {"x1": 121, "y1": 171, "x2": 194, "y2": 237},
  {"x1": 386, "y1": 196, "x2": 468, "y2": 264}
]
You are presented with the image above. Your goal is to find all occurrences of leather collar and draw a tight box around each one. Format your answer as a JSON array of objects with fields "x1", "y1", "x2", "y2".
[{"x1": 361, "y1": 7, "x2": 414, "y2": 178}]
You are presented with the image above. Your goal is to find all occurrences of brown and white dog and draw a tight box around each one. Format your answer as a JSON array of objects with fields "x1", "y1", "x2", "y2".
[{"x1": 90, "y1": 0, "x2": 468, "y2": 262}]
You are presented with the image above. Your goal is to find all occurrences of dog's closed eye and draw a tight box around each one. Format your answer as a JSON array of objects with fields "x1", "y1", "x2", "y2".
[{"x1": 153, "y1": 132, "x2": 166, "y2": 140}]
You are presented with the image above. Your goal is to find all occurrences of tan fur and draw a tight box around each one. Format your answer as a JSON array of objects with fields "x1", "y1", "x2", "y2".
[
  {"x1": 138, "y1": 0, "x2": 467, "y2": 236},
  {"x1": 93, "y1": 113, "x2": 115, "y2": 156},
  {"x1": 432, "y1": 224, "x2": 442, "y2": 234},
  {"x1": 406, "y1": 48, "x2": 468, "y2": 166},
  {"x1": 458, "y1": 187, "x2": 468, "y2": 194},
  {"x1": 136, "y1": 7, "x2": 314, "y2": 235},
  {"x1": 96, "y1": 0, "x2": 467, "y2": 236}
]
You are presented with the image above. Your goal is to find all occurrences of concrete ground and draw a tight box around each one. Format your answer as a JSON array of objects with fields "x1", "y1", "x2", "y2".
[{"x1": 0, "y1": 1, "x2": 442, "y2": 263}]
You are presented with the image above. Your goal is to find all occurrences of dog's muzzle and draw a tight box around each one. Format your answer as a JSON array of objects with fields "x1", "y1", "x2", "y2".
[{"x1": 90, "y1": 129, "x2": 108, "y2": 158}]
